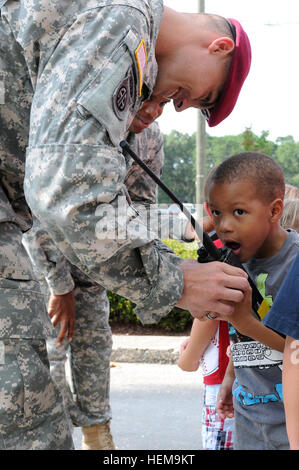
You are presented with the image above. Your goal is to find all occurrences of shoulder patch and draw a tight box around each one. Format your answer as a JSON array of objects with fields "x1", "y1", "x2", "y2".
[
  {"x1": 135, "y1": 40, "x2": 147, "y2": 97},
  {"x1": 113, "y1": 67, "x2": 135, "y2": 120}
]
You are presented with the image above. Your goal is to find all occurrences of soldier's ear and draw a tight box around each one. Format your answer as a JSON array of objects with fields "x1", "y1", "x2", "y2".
[{"x1": 208, "y1": 37, "x2": 235, "y2": 56}]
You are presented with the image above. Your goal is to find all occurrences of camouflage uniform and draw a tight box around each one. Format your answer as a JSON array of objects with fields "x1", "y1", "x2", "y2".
[
  {"x1": 1, "y1": 0, "x2": 184, "y2": 325},
  {"x1": 23, "y1": 121, "x2": 189, "y2": 430},
  {"x1": 125, "y1": 121, "x2": 165, "y2": 205},
  {"x1": 0, "y1": 6, "x2": 73, "y2": 449}
]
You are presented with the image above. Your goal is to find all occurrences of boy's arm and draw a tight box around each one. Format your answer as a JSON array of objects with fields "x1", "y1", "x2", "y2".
[
  {"x1": 216, "y1": 356, "x2": 235, "y2": 419},
  {"x1": 283, "y1": 335, "x2": 299, "y2": 450},
  {"x1": 218, "y1": 288, "x2": 285, "y2": 352},
  {"x1": 177, "y1": 318, "x2": 218, "y2": 371}
]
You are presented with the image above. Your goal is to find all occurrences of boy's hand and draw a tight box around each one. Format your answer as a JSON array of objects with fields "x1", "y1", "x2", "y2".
[
  {"x1": 216, "y1": 376, "x2": 235, "y2": 420},
  {"x1": 48, "y1": 291, "x2": 75, "y2": 346},
  {"x1": 229, "y1": 286, "x2": 253, "y2": 326},
  {"x1": 216, "y1": 286, "x2": 253, "y2": 328}
]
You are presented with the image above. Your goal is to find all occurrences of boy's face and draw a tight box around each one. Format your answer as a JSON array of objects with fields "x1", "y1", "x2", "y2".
[
  {"x1": 207, "y1": 179, "x2": 273, "y2": 263},
  {"x1": 129, "y1": 95, "x2": 169, "y2": 134}
]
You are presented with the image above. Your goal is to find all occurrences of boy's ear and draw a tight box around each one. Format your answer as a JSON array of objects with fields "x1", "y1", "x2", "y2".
[
  {"x1": 270, "y1": 198, "x2": 284, "y2": 222},
  {"x1": 204, "y1": 201, "x2": 213, "y2": 220}
]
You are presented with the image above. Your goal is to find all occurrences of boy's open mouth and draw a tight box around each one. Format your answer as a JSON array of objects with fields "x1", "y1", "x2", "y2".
[{"x1": 224, "y1": 241, "x2": 241, "y2": 255}]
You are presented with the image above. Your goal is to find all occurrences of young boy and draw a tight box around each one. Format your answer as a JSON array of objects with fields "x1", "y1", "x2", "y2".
[{"x1": 204, "y1": 152, "x2": 299, "y2": 450}]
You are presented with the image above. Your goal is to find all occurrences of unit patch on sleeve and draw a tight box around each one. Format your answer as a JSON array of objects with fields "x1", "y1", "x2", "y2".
[{"x1": 113, "y1": 67, "x2": 135, "y2": 120}]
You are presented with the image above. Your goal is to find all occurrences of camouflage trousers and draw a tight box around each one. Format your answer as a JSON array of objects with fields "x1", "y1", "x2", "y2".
[
  {"x1": 46, "y1": 265, "x2": 113, "y2": 427},
  {"x1": 0, "y1": 11, "x2": 73, "y2": 449},
  {"x1": 0, "y1": 338, "x2": 73, "y2": 450},
  {"x1": 0, "y1": 219, "x2": 74, "y2": 449}
]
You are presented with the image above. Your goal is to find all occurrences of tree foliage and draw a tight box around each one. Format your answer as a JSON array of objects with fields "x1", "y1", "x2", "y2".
[
  {"x1": 158, "y1": 130, "x2": 196, "y2": 204},
  {"x1": 275, "y1": 136, "x2": 299, "y2": 187},
  {"x1": 158, "y1": 127, "x2": 299, "y2": 203}
]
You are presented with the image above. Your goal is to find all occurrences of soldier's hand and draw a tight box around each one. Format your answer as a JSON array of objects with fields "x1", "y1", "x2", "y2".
[
  {"x1": 48, "y1": 291, "x2": 75, "y2": 346},
  {"x1": 176, "y1": 259, "x2": 249, "y2": 319}
]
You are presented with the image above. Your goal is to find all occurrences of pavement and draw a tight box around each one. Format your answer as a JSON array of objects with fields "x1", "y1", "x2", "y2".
[
  {"x1": 73, "y1": 333, "x2": 204, "y2": 451},
  {"x1": 72, "y1": 360, "x2": 204, "y2": 451},
  {"x1": 72, "y1": 333, "x2": 203, "y2": 450},
  {"x1": 111, "y1": 334, "x2": 188, "y2": 364}
]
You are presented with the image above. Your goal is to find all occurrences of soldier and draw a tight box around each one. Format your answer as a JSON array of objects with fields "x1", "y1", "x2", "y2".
[
  {"x1": 23, "y1": 94, "x2": 198, "y2": 450},
  {"x1": 0, "y1": 14, "x2": 73, "y2": 450},
  {"x1": 1, "y1": 1, "x2": 251, "y2": 448}
]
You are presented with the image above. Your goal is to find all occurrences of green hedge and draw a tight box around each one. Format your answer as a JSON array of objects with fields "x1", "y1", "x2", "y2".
[{"x1": 108, "y1": 240, "x2": 198, "y2": 332}]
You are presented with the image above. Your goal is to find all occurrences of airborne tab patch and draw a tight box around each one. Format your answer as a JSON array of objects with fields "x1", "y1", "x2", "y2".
[{"x1": 135, "y1": 40, "x2": 147, "y2": 96}]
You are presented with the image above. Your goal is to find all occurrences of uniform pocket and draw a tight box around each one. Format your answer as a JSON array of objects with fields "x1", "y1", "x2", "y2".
[
  {"x1": 0, "y1": 221, "x2": 34, "y2": 280},
  {"x1": 17, "y1": 339, "x2": 60, "y2": 422},
  {"x1": 0, "y1": 339, "x2": 71, "y2": 449},
  {"x1": 0, "y1": 341, "x2": 25, "y2": 427},
  {"x1": 0, "y1": 340, "x2": 58, "y2": 425},
  {"x1": 77, "y1": 29, "x2": 142, "y2": 147},
  {"x1": 0, "y1": 282, "x2": 52, "y2": 338}
]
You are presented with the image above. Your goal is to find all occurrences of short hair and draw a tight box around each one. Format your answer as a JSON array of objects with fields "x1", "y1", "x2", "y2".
[
  {"x1": 280, "y1": 198, "x2": 299, "y2": 232},
  {"x1": 206, "y1": 152, "x2": 285, "y2": 203},
  {"x1": 204, "y1": 165, "x2": 217, "y2": 202},
  {"x1": 202, "y1": 14, "x2": 235, "y2": 41}
]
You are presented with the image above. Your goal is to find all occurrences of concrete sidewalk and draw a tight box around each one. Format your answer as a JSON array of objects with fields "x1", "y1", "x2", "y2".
[{"x1": 111, "y1": 334, "x2": 188, "y2": 364}]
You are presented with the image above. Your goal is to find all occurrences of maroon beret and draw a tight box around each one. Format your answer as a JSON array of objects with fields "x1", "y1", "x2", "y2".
[{"x1": 207, "y1": 18, "x2": 252, "y2": 127}]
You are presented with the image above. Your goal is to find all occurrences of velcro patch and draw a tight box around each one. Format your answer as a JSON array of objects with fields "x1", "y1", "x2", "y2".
[{"x1": 135, "y1": 40, "x2": 147, "y2": 96}]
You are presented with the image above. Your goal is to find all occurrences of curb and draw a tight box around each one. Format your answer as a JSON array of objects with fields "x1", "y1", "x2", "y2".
[{"x1": 111, "y1": 335, "x2": 188, "y2": 364}]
